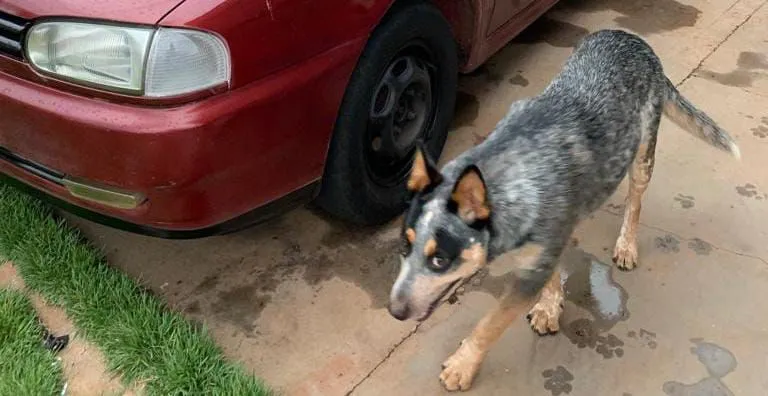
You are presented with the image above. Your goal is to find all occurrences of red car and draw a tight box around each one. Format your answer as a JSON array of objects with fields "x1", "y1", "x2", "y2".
[{"x1": 0, "y1": 0, "x2": 557, "y2": 238}]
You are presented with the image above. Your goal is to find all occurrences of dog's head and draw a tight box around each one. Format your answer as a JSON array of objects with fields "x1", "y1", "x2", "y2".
[{"x1": 388, "y1": 146, "x2": 492, "y2": 321}]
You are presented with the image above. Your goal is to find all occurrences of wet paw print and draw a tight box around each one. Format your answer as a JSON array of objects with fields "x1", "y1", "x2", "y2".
[
  {"x1": 752, "y1": 116, "x2": 768, "y2": 138},
  {"x1": 688, "y1": 238, "x2": 713, "y2": 256},
  {"x1": 674, "y1": 194, "x2": 695, "y2": 209},
  {"x1": 736, "y1": 183, "x2": 767, "y2": 200},
  {"x1": 542, "y1": 366, "x2": 574, "y2": 396},
  {"x1": 654, "y1": 235, "x2": 680, "y2": 254},
  {"x1": 628, "y1": 329, "x2": 658, "y2": 350},
  {"x1": 595, "y1": 334, "x2": 625, "y2": 358},
  {"x1": 563, "y1": 319, "x2": 625, "y2": 359}
]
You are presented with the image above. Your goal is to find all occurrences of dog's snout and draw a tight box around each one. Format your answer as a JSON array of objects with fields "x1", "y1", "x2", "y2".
[{"x1": 388, "y1": 302, "x2": 411, "y2": 321}]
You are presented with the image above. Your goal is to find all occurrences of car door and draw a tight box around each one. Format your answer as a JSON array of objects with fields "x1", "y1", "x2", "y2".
[{"x1": 487, "y1": 0, "x2": 537, "y2": 35}]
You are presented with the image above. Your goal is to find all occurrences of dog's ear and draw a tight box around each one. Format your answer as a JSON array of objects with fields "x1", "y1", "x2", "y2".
[
  {"x1": 450, "y1": 165, "x2": 490, "y2": 223},
  {"x1": 407, "y1": 144, "x2": 443, "y2": 193}
]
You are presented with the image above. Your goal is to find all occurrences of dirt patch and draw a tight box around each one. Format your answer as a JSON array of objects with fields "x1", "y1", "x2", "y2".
[{"x1": 0, "y1": 262, "x2": 137, "y2": 396}]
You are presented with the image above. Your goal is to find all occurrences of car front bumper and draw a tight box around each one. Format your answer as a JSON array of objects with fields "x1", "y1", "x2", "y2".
[{"x1": 0, "y1": 38, "x2": 365, "y2": 237}]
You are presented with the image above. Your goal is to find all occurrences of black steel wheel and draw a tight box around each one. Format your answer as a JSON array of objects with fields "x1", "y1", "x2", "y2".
[
  {"x1": 316, "y1": 2, "x2": 458, "y2": 225},
  {"x1": 366, "y1": 50, "x2": 435, "y2": 187}
]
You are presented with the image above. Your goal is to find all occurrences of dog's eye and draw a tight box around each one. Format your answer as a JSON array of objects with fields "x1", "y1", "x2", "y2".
[{"x1": 427, "y1": 255, "x2": 450, "y2": 272}]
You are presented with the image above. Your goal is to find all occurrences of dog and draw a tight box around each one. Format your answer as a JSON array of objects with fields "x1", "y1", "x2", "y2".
[{"x1": 387, "y1": 29, "x2": 740, "y2": 391}]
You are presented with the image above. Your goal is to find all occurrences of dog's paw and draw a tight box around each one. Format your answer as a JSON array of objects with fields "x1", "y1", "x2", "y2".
[
  {"x1": 612, "y1": 237, "x2": 638, "y2": 271},
  {"x1": 527, "y1": 301, "x2": 563, "y2": 335},
  {"x1": 439, "y1": 340, "x2": 484, "y2": 392}
]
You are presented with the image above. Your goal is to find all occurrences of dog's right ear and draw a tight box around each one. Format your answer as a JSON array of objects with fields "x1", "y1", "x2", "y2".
[
  {"x1": 407, "y1": 145, "x2": 443, "y2": 193},
  {"x1": 450, "y1": 165, "x2": 490, "y2": 224}
]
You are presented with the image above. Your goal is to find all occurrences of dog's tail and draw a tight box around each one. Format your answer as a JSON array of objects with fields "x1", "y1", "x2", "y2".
[{"x1": 663, "y1": 78, "x2": 740, "y2": 159}]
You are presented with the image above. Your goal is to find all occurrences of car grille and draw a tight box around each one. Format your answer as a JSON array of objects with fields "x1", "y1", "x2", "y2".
[{"x1": 0, "y1": 11, "x2": 30, "y2": 59}]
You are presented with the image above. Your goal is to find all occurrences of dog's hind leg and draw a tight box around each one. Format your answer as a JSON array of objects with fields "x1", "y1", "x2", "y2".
[
  {"x1": 613, "y1": 102, "x2": 661, "y2": 271},
  {"x1": 526, "y1": 268, "x2": 564, "y2": 335}
]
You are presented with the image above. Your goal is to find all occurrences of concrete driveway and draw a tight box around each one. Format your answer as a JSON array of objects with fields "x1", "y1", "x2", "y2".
[{"x1": 69, "y1": 0, "x2": 768, "y2": 394}]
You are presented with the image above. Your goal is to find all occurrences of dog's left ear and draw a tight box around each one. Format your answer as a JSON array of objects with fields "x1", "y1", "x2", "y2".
[
  {"x1": 407, "y1": 144, "x2": 443, "y2": 193},
  {"x1": 450, "y1": 165, "x2": 490, "y2": 223}
]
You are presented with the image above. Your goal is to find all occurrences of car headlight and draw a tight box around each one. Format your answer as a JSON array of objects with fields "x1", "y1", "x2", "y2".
[{"x1": 25, "y1": 22, "x2": 230, "y2": 97}]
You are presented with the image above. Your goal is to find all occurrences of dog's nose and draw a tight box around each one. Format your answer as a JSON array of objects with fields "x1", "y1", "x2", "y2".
[{"x1": 388, "y1": 303, "x2": 411, "y2": 321}]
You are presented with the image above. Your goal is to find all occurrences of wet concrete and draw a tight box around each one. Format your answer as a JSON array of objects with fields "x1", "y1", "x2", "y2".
[
  {"x1": 674, "y1": 194, "x2": 695, "y2": 209},
  {"x1": 688, "y1": 238, "x2": 712, "y2": 255},
  {"x1": 507, "y1": 73, "x2": 530, "y2": 87},
  {"x1": 66, "y1": 0, "x2": 768, "y2": 394},
  {"x1": 558, "y1": 250, "x2": 630, "y2": 360},
  {"x1": 752, "y1": 116, "x2": 768, "y2": 139},
  {"x1": 452, "y1": 91, "x2": 480, "y2": 128},
  {"x1": 514, "y1": 16, "x2": 591, "y2": 48},
  {"x1": 542, "y1": 365, "x2": 574, "y2": 396},
  {"x1": 654, "y1": 235, "x2": 681, "y2": 254},
  {"x1": 176, "y1": 214, "x2": 403, "y2": 334},
  {"x1": 555, "y1": 0, "x2": 702, "y2": 35},
  {"x1": 663, "y1": 339, "x2": 737, "y2": 396},
  {"x1": 562, "y1": 249, "x2": 629, "y2": 330},
  {"x1": 698, "y1": 51, "x2": 768, "y2": 87}
]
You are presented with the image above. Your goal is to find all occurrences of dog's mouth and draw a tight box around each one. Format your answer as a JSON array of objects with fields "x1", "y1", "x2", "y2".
[{"x1": 416, "y1": 276, "x2": 472, "y2": 322}]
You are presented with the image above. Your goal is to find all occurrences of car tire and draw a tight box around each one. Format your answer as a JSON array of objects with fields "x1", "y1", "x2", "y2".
[{"x1": 315, "y1": 2, "x2": 458, "y2": 225}]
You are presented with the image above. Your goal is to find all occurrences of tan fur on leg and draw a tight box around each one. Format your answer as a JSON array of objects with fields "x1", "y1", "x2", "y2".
[
  {"x1": 439, "y1": 290, "x2": 536, "y2": 391},
  {"x1": 527, "y1": 269, "x2": 564, "y2": 335},
  {"x1": 614, "y1": 140, "x2": 656, "y2": 270}
]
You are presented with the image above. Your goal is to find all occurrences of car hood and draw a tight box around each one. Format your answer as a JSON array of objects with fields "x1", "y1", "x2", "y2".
[{"x1": 1, "y1": 0, "x2": 186, "y2": 25}]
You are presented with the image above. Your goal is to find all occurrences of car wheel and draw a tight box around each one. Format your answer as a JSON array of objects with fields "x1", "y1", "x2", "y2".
[{"x1": 316, "y1": 2, "x2": 458, "y2": 225}]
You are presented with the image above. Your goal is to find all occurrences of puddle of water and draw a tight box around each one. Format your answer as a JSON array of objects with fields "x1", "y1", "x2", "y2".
[
  {"x1": 556, "y1": 248, "x2": 631, "y2": 359},
  {"x1": 663, "y1": 377, "x2": 734, "y2": 396},
  {"x1": 561, "y1": 248, "x2": 629, "y2": 330},
  {"x1": 663, "y1": 339, "x2": 737, "y2": 396},
  {"x1": 690, "y1": 338, "x2": 737, "y2": 378}
]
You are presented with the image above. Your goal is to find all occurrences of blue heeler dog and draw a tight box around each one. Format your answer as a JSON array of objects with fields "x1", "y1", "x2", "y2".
[{"x1": 388, "y1": 29, "x2": 740, "y2": 391}]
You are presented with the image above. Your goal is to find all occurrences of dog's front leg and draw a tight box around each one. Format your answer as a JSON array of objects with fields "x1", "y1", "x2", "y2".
[
  {"x1": 439, "y1": 289, "x2": 537, "y2": 391},
  {"x1": 527, "y1": 269, "x2": 564, "y2": 335}
]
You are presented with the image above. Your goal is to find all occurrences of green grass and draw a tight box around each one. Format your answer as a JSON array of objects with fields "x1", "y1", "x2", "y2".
[
  {"x1": 0, "y1": 185, "x2": 272, "y2": 395},
  {"x1": 0, "y1": 288, "x2": 64, "y2": 395}
]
